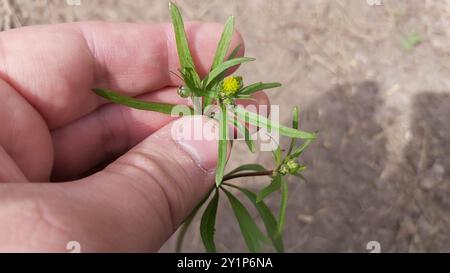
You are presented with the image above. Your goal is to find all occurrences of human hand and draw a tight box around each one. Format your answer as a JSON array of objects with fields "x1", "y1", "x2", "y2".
[{"x1": 0, "y1": 21, "x2": 268, "y2": 252}]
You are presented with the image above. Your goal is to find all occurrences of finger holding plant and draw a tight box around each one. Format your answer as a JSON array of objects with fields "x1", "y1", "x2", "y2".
[{"x1": 93, "y1": 2, "x2": 316, "y2": 253}]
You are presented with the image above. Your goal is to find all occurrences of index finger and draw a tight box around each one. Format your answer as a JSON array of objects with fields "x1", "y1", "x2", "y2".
[{"x1": 0, "y1": 21, "x2": 244, "y2": 129}]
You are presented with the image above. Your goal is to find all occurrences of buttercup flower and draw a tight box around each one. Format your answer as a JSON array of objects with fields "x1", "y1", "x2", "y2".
[{"x1": 220, "y1": 76, "x2": 242, "y2": 97}]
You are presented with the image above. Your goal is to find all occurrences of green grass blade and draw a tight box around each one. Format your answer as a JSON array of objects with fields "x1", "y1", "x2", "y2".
[
  {"x1": 169, "y1": 2, "x2": 201, "y2": 84},
  {"x1": 240, "y1": 82, "x2": 282, "y2": 95},
  {"x1": 200, "y1": 190, "x2": 220, "y2": 253},
  {"x1": 224, "y1": 164, "x2": 267, "y2": 178},
  {"x1": 215, "y1": 104, "x2": 228, "y2": 187},
  {"x1": 276, "y1": 179, "x2": 289, "y2": 236},
  {"x1": 256, "y1": 174, "x2": 282, "y2": 203},
  {"x1": 223, "y1": 183, "x2": 284, "y2": 252},
  {"x1": 211, "y1": 16, "x2": 235, "y2": 71},
  {"x1": 287, "y1": 107, "x2": 299, "y2": 155},
  {"x1": 235, "y1": 106, "x2": 316, "y2": 139},
  {"x1": 204, "y1": 57, "x2": 255, "y2": 88},
  {"x1": 223, "y1": 188, "x2": 268, "y2": 253},
  {"x1": 93, "y1": 88, "x2": 192, "y2": 115}
]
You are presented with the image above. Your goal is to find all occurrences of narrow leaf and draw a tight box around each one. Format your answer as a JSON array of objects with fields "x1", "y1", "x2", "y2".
[
  {"x1": 223, "y1": 189, "x2": 268, "y2": 253},
  {"x1": 240, "y1": 82, "x2": 282, "y2": 95},
  {"x1": 293, "y1": 172, "x2": 308, "y2": 183},
  {"x1": 291, "y1": 139, "x2": 313, "y2": 158},
  {"x1": 179, "y1": 67, "x2": 202, "y2": 95},
  {"x1": 287, "y1": 107, "x2": 299, "y2": 155},
  {"x1": 211, "y1": 16, "x2": 235, "y2": 70},
  {"x1": 228, "y1": 44, "x2": 241, "y2": 60},
  {"x1": 169, "y1": 2, "x2": 201, "y2": 84},
  {"x1": 225, "y1": 164, "x2": 267, "y2": 178},
  {"x1": 224, "y1": 183, "x2": 284, "y2": 252},
  {"x1": 204, "y1": 44, "x2": 242, "y2": 108},
  {"x1": 256, "y1": 174, "x2": 282, "y2": 203},
  {"x1": 176, "y1": 190, "x2": 211, "y2": 252},
  {"x1": 235, "y1": 95, "x2": 254, "y2": 99},
  {"x1": 229, "y1": 112, "x2": 255, "y2": 153},
  {"x1": 200, "y1": 190, "x2": 220, "y2": 253},
  {"x1": 276, "y1": 179, "x2": 289, "y2": 236},
  {"x1": 93, "y1": 88, "x2": 192, "y2": 115},
  {"x1": 204, "y1": 57, "x2": 255, "y2": 88},
  {"x1": 235, "y1": 106, "x2": 316, "y2": 139},
  {"x1": 272, "y1": 146, "x2": 283, "y2": 166},
  {"x1": 215, "y1": 104, "x2": 228, "y2": 187}
]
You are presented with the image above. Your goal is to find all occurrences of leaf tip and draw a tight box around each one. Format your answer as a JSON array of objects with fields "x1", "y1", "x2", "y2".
[{"x1": 215, "y1": 175, "x2": 222, "y2": 188}]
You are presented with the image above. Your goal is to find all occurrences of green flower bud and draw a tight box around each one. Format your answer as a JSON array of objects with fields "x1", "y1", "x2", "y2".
[{"x1": 286, "y1": 159, "x2": 299, "y2": 173}]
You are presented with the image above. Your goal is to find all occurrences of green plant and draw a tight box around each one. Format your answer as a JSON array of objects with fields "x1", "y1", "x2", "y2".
[{"x1": 93, "y1": 2, "x2": 316, "y2": 253}]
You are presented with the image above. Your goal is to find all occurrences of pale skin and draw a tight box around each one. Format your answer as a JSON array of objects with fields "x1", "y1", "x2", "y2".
[{"x1": 0, "y1": 21, "x2": 269, "y2": 252}]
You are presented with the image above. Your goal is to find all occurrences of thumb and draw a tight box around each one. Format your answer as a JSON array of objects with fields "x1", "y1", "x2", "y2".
[{"x1": 79, "y1": 115, "x2": 221, "y2": 251}]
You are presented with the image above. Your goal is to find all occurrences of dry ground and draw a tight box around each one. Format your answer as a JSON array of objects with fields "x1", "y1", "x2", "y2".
[{"x1": 1, "y1": 0, "x2": 449, "y2": 252}]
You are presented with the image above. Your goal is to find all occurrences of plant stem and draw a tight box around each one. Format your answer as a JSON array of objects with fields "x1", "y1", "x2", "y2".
[{"x1": 222, "y1": 170, "x2": 274, "y2": 182}]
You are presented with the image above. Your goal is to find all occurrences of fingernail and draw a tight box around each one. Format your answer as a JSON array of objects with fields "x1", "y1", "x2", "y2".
[{"x1": 171, "y1": 116, "x2": 220, "y2": 172}]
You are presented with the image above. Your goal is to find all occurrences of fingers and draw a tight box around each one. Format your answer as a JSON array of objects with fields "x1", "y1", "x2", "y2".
[
  {"x1": 0, "y1": 146, "x2": 28, "y2": 182},
  {"x1": 0, "y1": 78, "x2": 53, "y2": 181},
  {"x1": 74, "y1": 116, "x2": 222, "y2": 251},
  {"x1": 51, "y1": 89, "x2": 269, "y2": 181},
  {"x1": 0, "y1": 116, "x2": 223, "y2": 252},
  {"x1": 51, "y1": 87, "x2": 188, "y2": 181},
  {"x1": 0, "y1": 21, "x2": 244, "y2": 129}
]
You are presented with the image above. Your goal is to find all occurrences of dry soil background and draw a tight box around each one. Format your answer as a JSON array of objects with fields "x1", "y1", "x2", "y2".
[{"x1": 1, "y1": 0, "x2": 449, "y2": 252}]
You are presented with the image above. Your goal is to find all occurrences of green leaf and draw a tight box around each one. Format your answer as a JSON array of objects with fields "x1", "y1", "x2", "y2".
[
  {"x1": 179, "y1": 67, "x2": 202, "y2": 95},
  {"x1": 218, "y1": 44, "x2": 242, "y2": 80},
  {"x1": 200, "y1": 190, "x2": 220, "y2": 253},
  {"x1": 204, "y1": 44, "x2": 242, "y2": 108},
  {"x1": 291, "y1": 139, "x2": 313, "y2": 158},
  {"x1": 235, "y1": 106, "x2": 316, "y2": 139},
  {"x1": 169, "y1": 2, "x2": 201, "y2": 84},
  {"x1": 93, "y1": 88, "x2": 192, "y2": 115},
  {"x1": 229, "y1": 111, "x2": 255, "y2": 153},
  {"x1": 277, "y1": 179, "x2": 289, "y2": 236},
  {"x1": 287, "y1": 107, "x2": 299, "y2": 155},
  {"x1": 225, "y1": 164, "x2": 267, "y2": 178},
  {"x1": 215, "y1": 104, "x2": 228, "y2": 187},
  {"x1": 223, "y1": 188, "x2": 268, "y2": 253},
  {"x1": 223, "y1": 183, "x2": 284, "y2": 252},
  {"x1": 256, "y1": 174, "x2": 282, "y2": 203},
  {"x1": 272, "y1": 146, "x2": 283, "y2": 166},
  {"x1": 210, "y1": 16, "x2": 235, "y2": 71},
  {"x1": 235, "y1": 95, "x2": 254, "y2": 99},
  {"x1": 176, "y1": 190, "x2": 211, "y2": 252},
  {"x1": 228, "y1": 44, "x2": 242, "y2": 60},
  {"x1": 204, "y1": 57, "x2": 255, "y2": 88},
  {"x1": 293, "y1": 172, "x2": 308, "y2": 183},
  {"x1": 240, "y1": 82, "x2": 282, "y2": 95}
]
